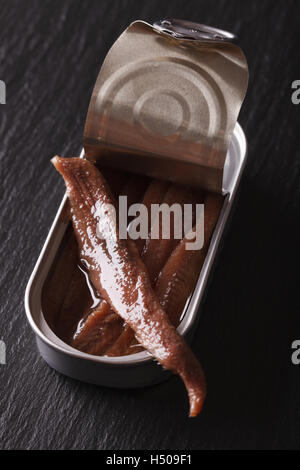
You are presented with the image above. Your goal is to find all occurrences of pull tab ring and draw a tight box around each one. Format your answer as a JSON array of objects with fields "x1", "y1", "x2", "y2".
[{"x1": 153, "y1": 19, "x2": 236, "y2": 42}]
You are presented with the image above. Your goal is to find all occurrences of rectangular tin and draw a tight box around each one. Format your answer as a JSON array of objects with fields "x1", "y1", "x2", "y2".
[{"x1": 24, "y1": 122, "x2": 247, "y2": 388}]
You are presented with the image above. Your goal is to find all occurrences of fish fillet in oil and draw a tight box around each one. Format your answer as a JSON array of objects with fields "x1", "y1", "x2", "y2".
[
  {"x1": 156, "y1": 193, "x2": 223, "y2": 326},
  {"x1": 52, "y1": 156, "x2": 206, "y2": 417}
]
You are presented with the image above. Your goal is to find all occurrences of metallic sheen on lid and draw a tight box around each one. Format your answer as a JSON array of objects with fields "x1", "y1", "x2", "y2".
[{"x1": 84, "y1": 20, "x2": 248, "y2": 193}]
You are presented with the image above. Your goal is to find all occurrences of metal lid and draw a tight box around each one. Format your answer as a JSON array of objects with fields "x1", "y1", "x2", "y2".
[{"x1": 84, "y1": 19, "x2": 248, "y2": 193}]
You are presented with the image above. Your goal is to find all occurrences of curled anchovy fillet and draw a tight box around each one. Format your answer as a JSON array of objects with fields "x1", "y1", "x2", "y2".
[
  {"x1": 141, "y1": 184, "x2": 202, "y2": 284},
  {"x1": 156, "y1": 193, "x2": 223, "y2": 327},
  {"x1": 69, "y1": 179, "x2": 169, "y2": 355},
  {"x1": 105, "y1": 323, "x2": 143, "y2": 356},
  {"x1": 52, "y1": 156, "x2": 206, "y2": 416},
  {"x1": 72, "y1": 300, "x2": 124, "y2": 356},
  {"x1": 70, "y1": 172, "x2": 150, "y2": 355},
  {"x1": 135, "y1": 179, "x2": 170, "y2": 254}
]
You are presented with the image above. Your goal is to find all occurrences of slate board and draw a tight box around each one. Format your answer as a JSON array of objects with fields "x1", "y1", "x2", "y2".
[{"x1": 0, "y1": 0, "x2": 299, "y2": 450}]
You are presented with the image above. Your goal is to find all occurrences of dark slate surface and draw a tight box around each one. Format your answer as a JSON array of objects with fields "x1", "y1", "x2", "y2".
[{"x1": 0, "y1": 0, "x2": 299, "y2": 450}]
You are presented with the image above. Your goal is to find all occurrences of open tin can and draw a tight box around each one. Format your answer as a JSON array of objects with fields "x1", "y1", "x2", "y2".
[{"x1": 25, "y1": 20, "x2": 248, "y2": 388}]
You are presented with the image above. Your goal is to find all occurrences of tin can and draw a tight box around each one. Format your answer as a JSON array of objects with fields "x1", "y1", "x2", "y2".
[{"x1": 24, "y1": 122, "x2": 247, "y2": 388}]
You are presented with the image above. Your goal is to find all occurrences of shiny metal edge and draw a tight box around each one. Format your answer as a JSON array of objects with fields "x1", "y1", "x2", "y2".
[{"x1": 24, "y1": 123, "x2": 247, "y2": 369}]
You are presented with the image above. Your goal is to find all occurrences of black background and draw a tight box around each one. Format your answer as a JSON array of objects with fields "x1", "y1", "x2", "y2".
[{"x1": 0, "y1": 0, "x2": 299, "y2": 450}]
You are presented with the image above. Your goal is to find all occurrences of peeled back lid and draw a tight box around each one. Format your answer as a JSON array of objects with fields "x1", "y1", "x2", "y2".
[{"x1": 84, "y1": 19, "x2": 248, "y2": 193}]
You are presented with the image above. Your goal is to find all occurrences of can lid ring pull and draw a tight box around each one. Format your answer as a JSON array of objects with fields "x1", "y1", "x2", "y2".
[{"x1": 153, "y1": 19, "x2": 237, "y2": 42}]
